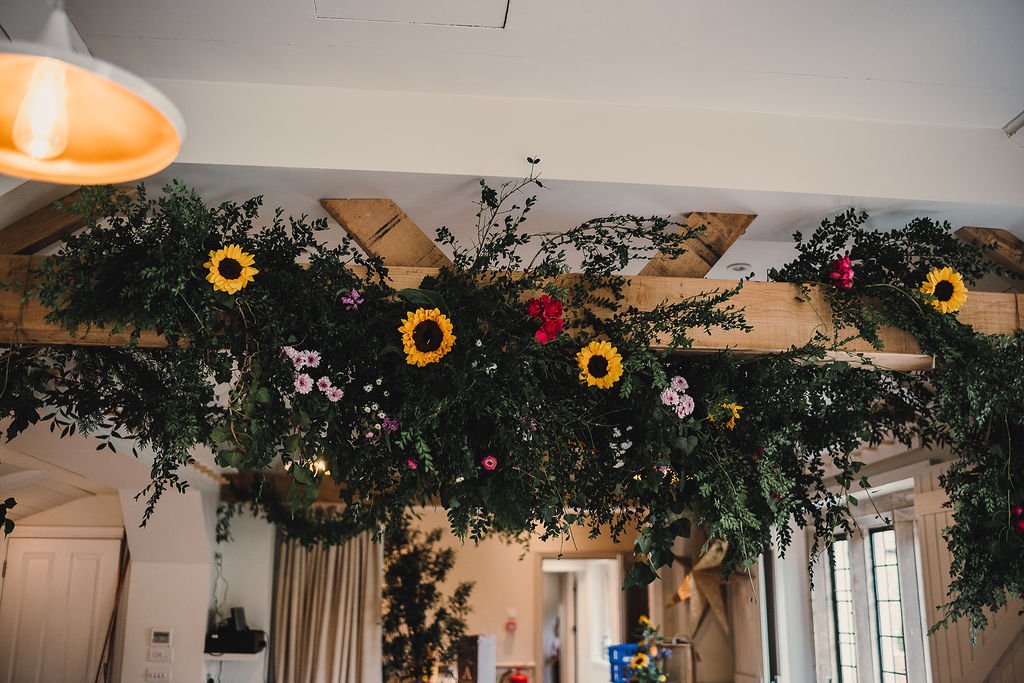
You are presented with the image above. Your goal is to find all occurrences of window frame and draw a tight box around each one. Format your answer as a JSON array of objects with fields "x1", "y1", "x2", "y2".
[{"x1": 810, "y1": 497, "x2": 929, "y2": 683}]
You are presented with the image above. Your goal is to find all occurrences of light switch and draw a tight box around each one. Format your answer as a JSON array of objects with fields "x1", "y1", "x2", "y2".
[
  {"x1": 146, "y1": 669, "x2": 172, "y2": 681},
  {"x1": 148, "y1": 646, "x2": 173, "y2": 663}
]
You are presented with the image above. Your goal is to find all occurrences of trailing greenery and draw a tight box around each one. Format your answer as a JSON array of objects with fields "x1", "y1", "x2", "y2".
[
  {"x1": 0, "y1": 163, "x2": 1020, "y2": 637},
  {"x1": 770, "y1": 210, "x2": 1024, "y2": 635},
  {"x1": 381, "y1": 515, "x2": 473, "y2": 682}
]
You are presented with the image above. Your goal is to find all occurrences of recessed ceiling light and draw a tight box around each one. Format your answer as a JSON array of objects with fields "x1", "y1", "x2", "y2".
[{"x1": 726, "y1": 263, "x2": 751, "y2": 273}]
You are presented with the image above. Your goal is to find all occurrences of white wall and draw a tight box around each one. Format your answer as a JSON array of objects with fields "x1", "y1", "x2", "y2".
[
  {"x1": 115, "y1": 488, "x2": 216, "y2": 683},
  {"x1": 16, "y1": 493, "x2": 123, "y2": 527},
  {"x1": 204, "y1": 513, "x2": 276, "y2": 683}
]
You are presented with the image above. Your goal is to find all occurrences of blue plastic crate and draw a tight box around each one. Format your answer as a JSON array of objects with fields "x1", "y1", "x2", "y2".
[{"x1": 608, "y1": 643, "x2": 639, "y2": 682}]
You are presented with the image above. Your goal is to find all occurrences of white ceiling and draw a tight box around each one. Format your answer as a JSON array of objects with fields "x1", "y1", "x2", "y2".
[{"x1": 62, "y1": 0, "x2": 1024, "y2": 128}]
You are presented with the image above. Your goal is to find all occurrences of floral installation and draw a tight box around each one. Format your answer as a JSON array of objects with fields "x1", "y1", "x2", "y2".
[
  {"x1": 1, "y1": 168, "x2": 1021, "y2": 637},
  {"x1": 627, "y1": 615, "x2": 670, "y2": 682},
  {"x1": 920, "y1": 266, "x2": 968, "y2": 314},
  {"x1": 204, "y1": 244, "x2": 258, "y2": 294}
]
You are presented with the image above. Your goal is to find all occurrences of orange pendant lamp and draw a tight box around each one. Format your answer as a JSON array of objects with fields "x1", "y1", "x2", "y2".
[{"x1": 0, "y1": 4, "x2": 185, "y2": 185}]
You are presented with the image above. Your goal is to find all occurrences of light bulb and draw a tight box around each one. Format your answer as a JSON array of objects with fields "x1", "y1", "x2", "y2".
[{"x1": 12, "y1": 57, "x2": 69, "y2": 160}]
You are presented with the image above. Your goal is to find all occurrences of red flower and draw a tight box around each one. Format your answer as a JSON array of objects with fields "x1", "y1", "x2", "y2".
[
  {"x1": 481, "y1": 455, "x2": 498, "y2": 471},
  {"x1": 1014, "y1": 505, "x2": 1023, "y2": 518},
  {"x1": 535, "y1": 317, "x2": 564, "y2": 344},
  {"x1": 541, "y1": 295, "x2": 563, "y2": 319},
  {"x1": 527, "y1": 295, "x2": 565, "y2": 343},
  {"x1": 829, "y1": 253, "x2": 854, "y2": 289},
  {"x1": 527, "y1": 298, "x2": 544, "y2": 318},
  {"x1": 1017, "y1": 519, "x2": 1024, "y2": 534}
]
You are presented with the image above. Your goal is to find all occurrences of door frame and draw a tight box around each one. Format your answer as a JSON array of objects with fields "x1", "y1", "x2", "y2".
[{"x1": 534, "y1": 551, "x2": 630, "y2": 683}]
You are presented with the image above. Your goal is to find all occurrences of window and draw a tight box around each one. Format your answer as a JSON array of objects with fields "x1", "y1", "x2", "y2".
[
  {"x1": 870, "y1": 529, "x2": 907, "y2": 683},
  {"x1": 829, "y1": 537, "x2": 859, "y2": 683},
  {"x1": 812, "y1": 507, "x2": 926, "y2": 683}
]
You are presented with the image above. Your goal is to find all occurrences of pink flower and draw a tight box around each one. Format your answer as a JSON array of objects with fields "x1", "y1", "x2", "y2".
[
  {"x1": 365, "y1": 431, "x2": 375, "y2": 439},
  {"x1": 1014, "y1": 505, "x2": 1023, "y2": 519},
  {"x1": 317, "y1": 377, "x2": 333, "y2": 393},
  {"x1": 326, "y1": 387, "x2": 344, "y2": 402},
  {"x1": 303, "y1": 350, "x2": 321, "y2": 369},
  {"x1": 340, "y1": 289, "x2": 363, "y2": 310},
  {"x1": 282, "y1": 346, "x2": 299, "y2": 360},
  {"x1": 829, "y1": 253, "x2": 855, "y2": 289},
  {"x1": 661, "y1": 388, "x2": 681, "y2": 406},
  {"x1": 670, "y1": 376, "x2": 689, "y2": 392},
  {"x1": 294, "y1": 374, "x2": 313, "y2": 394},
  {"x1": 675, "y1": 395, "x2": 695, "y2": 418},
  {"x1": 406, "y1": 459, "x2": 418, "y2": 470},
  {"x1": 481, "y1": 455, "x2": 498, "y2": 471}
]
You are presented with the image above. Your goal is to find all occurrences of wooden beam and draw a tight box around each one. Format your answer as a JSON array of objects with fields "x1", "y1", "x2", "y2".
[
  {"x1": 5, "y1": 253, "x2": 1023, "y2": 370},
  {"x1": 0, "y1": 190, "x2": 84, "y2": 254},
  {"x1": 321, "y1": 198, "x2": 453, "y2": 268},
  {"x1": 955, "y1": 226, "x2": 1024, "y2": 276},
  {"x1": 640, "y1": 212, "x2": 756, "y2": 278}
]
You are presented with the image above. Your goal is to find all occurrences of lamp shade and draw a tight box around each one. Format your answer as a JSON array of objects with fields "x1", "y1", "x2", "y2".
[{"x1": 0, "y1": 22, "x2": 185, "y2": 185}]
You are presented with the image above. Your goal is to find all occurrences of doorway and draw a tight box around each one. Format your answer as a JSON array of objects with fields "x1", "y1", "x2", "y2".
[{"x1": 540, "y1": 557, "x2": 628, "y2": 683}]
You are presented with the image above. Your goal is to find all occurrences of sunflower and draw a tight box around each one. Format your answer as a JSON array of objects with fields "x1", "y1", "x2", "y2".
[
  {"x1": 920, "y1": 266, "x2": 968, "y2": 314},
  {"x1": 630, "y1": 653, "x2": 650, "y2": 669},
  {"x1": 204, "y1": 244, "x2": 258, "y2": 294},
  {"x1": 576, "y1": 340, "x2": 624, "y2": 389},
  {"x1": 708, "y1": 402, "x2": 743, "y2": 430},
  {"x1": 398, "y1": 308, "x2": 456, "y2": 366}
]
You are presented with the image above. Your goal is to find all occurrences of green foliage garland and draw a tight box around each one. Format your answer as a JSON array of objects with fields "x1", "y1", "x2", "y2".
[{"x1": 0, "y1": 164, "x2": 1021, "y2": 636}]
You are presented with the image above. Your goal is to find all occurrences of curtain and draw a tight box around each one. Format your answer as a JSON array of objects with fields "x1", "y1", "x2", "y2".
[{"x1": 271, "y1": 530, "x2": 383, "y2": 683}]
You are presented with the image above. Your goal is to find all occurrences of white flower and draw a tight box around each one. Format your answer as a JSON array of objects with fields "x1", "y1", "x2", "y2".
[
  {"x1": 375, "y1": 378, "x2": 383, "y2": 385},
  {"x1": 363, "y1": 384, "x2": 373, "y2": 392},
  {"x1": 363, "y1": 406, "x2": 372, "y2": 414},
  {"x1": 613, "y1": 459, "x2": 625, "y2": 469},
  {"x1": 455, "y1": 476, "x2": 465, "y2": 483},
  {"x1": 670, "y1": 376, "x2": 689, "y2": 392},
  {"x1": 612, "y1": 427, "x2": 622, "y2": 438},
  {"x1": 475, "y1": 340, "x2": 483, "y2": 347},
  {"x1": 620, "y1": 441, "x2": 633, "y2": 451}
]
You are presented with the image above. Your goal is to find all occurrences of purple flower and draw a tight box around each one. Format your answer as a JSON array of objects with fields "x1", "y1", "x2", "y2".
[
  {"x1": 326, "y1": 387, "x2": 344, "y2": 402},
  {"x1": 675, "y1": 394, "x2": 695, "y2": 418},
  {"x1": 340, "y1": 289, "x2": 364, "y2": 310},
  {"x1": 670, "y1": 376, "x2": 689, "y2": 392},
  {"x1": 317, "y1": 376, "x2": 333, "y2": 393},
  {"x1": 381, "y1": 416, "x2": 400, "y2": 433},
  {"x1": 660, "y1": 388, "x2": 681, "y2": 406},
  {"x1": 294, "y1": 374, "x2": 313, "y2": 394}
]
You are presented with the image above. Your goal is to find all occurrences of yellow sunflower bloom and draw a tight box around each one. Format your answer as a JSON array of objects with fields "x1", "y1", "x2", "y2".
[
  {"x1": 638, "y1": 615, "x2": 650, "y2": 626},
  {"x1": 630, "y1": 652, "x2": 649, "y2": 669},
  {"x1": 399, "y1": 308, "x2": 456, "y2": 366},
  {"x1": 576, "y1": 340, "x2": 624, "y2": 389},
  {"x1": 649, "y1": 644, "x2": 659, "y2": 657},
  {"x1": 708, "y1": 402, "x2": 743, "y2": 430},
  {"x1": 204, "y1": 244, "x2": 258, "y2": 294},
  {"x1": 920, "y1": 266, "x2": 968, "y2": 314}
]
